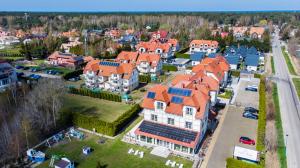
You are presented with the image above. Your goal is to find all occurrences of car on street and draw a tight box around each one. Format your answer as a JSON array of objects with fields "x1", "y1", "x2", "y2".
[
  {"x1": 244, "y1": 107, "x2": 259, "y2": 114},
  {"x1": 239, "y1": 136, "x2": 255, "y2": 145},
  {"x1": 243, "y1": 111, "x2": 258, "y2": 120}
]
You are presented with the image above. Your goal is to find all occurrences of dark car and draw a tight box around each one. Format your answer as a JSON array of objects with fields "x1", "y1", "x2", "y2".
[
  {"x1": 243, "y1": 112, "x2": 258, "y2": 120},
  {"x1": 239, "y1": 136, "x2": 255, "y2": 145},
  {"x1": 245, "y1": 87, "x2": 258, "y2": 92},
  {"x1": 15, "y1": 65, "x2": 24, "y2": 69},
  {"x1": 245, "y1": 107, "x2": 259, "y2": 114}
]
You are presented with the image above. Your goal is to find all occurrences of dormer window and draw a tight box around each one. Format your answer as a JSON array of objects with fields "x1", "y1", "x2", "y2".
[
  {"x1": 157, "y1": 102, "x2": 164, "y2": 110},
  {"x1": 186, "y1": 107, "x2": 193, "y2": 115}
]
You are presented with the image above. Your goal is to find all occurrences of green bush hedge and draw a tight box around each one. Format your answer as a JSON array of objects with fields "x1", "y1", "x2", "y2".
[
  {"x1": 231, "y1": 70, "x2": 240, "y2": 77},
  {"x1": 63, "y1": 69, "x2": 83, "y2": 80},
  {"x1": 72, "y1": 104, "x2": 141, "y2": 136},
  {"x1": 174, "y1": 53, "x2": 190, "y2": 59},
  {"x1": 69, "y1": 87, "x2": 122, "y2": 102},
  {"x1": 257, "y1": 76, "x2": 266, "y2": 152},
  {"x1": 163, "y1": 65, "x2": 178, "y2": 72},
  {"x1": 254, "y1": 73, "x2": 261, "y2": 79},
  {"x1": 226, "y1": 158, "x2": 261, "y2": 168},
  {"x1": 139, "y1": 74, "x2": 151, "y2": 83},
  {"x1": 272, "y1": 84, "x2": 287, "y2": 168}
]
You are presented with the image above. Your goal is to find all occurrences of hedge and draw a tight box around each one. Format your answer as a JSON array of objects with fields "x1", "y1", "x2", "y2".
[
  {"x1": 272, "y1": 84, "x2": 287, "y2": 168},
  {"x1": 226, "y1": 158, "x2": 261, "y2": 168},
  {"x1": 174, "y1": 53, "x2": 190, "y2": 59},
  {"x1": 69, "y1": 87, "x2": 122, "y2": 102},
  {"x1": 72, "y1": 104, "x2": 141, "y2": 136},
  {"x1": 257, "y1": 76, "x2": 266, "y2": 152},
  {"x1": 139, "y1": 74, "x2": 151, "y2": 83},
  {"x1": 254, "y1": 73, "x2": 261, "y2": 79},
  {"x1": 231, "y1": 70, "x2": 240, "y2": 77},
  {"x1": 63, "y1": 69, "x2": 83, "y2": 80},
  {"x1": 163, "y1": 65, "x2": 178, "y2": 72}
]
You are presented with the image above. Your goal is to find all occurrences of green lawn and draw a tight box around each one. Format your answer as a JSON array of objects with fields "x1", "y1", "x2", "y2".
[
  {"x1": 63, "y1": 94, "x2": 132, "y2": 122},
  {"x1": 37, "y1": 117, "x2": 193, "y2": 168},
  {"x1": 281, "y1": 47, "x2": 297, "y2": 75},
  {"x1": 0, "y1": 45, "x2": 21, "y2": 54},
  {"x1": 218, "y1": 90, "x2": 233, "y2": 99},
  {"x1": 0, "y1": 56, "x2": 24, "y2": 60},
  {"x1": 292, "y1": 78, "x2": 300, "y2": 99},
  {"x1": 271, "y1": 56, "x2": 275, "y2": 74}
]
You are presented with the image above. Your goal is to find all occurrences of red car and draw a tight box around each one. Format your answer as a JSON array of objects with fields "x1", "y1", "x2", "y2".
[{"x1": 239, "y1": 136, "x2": 255, "y2": 145}]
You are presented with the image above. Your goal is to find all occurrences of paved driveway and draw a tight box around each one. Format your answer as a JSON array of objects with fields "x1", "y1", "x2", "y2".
[{"x1": 206, "y1": 79, "x2": 259, "y2": 168}]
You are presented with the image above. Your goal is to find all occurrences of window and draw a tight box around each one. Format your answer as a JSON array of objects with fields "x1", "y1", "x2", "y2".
[
  {"x1": 151, "y1": 114, "x2": 158, "y2": 121},
  {"x1": 174, "y1": 144, "x2": 181, "y2": 151},
  {"x1": 140, "y1": 135, "x2": 146, "y2": 142},
  {"x1": 185, "y1": 122, "x2": 192, "y2": 129},
  {"x1": 2, "y1": 79, "x2": 9, "y2": 85},
  {"x1": 167, "y1": 118, "x2": 174, "y2": 125},
  {"x1": 156, "y1": 102, "x2": 164, "y2": 110},
  {"x1": 182, "y1": 146, "x2": 189, "y2": 153},
  {"x1": 186, "y1": 107, "x2": 193, "y2": 115}
]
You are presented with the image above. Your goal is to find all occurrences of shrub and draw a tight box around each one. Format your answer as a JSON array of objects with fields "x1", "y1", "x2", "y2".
[
  {"x1": 72, "y1": 104, "x2": 141, "y2": 136},
  {"x1": 174, "y1": 53, "x2": 190, "y2": 59},
  {"x1": 63, "y1": 69, "x2": 83, "y2": 80},
  {"x1": 257, "y1": 76, "x2": 266, "y2": 152},
  {"x1": 254, "y1": 73, "x2": 261, "y2": 79},
  {"x1": 139, "y1": 74, "x2": 151, "y2": 83},
  {"x1": 163, "y1": 65, "x2": 178, "y2": 72},
  {"x1": 226, "y1": 158, "x2": 261, "y2": 168},
  {"x1": 231, "y1": 70, "x2": 240, "y2": 77},
  {"x1": 69, "y1": 87, "x2": 121, "y2": 102}
]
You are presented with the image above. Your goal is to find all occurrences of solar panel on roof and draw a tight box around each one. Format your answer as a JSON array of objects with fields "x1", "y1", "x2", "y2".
[
  {"x1": 139, "y1": 121, "x2": 197, "y2": 143},
  {"x1": 147, "y1": 92, "x2": 156, "y2": 99},
  {"x1": 100, "y1": 61, "x2": 120, "y2": 67},
  {"x1": 168, "y1": 87, "x2": 192, "y2": 97},
  {"x1": 171, "y1": 96, "x2": 183, "y2": 104}
]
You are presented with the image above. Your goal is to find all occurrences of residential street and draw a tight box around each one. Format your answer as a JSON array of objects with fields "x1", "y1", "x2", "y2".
[{"x1": 272, "y1": 30, "x2": 300, "y2": 168}]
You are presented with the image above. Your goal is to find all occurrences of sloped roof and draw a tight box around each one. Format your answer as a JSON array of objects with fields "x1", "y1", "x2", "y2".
[
  {"x1": 190, "y1": 52, "x2": 206, "y2": 61},
  {"x1": 116, "y1": 51, "x2": 139, "y2": 63},
  {"x1": 136, "y1": 53, "x2": 161, "y2": 67},
  {"x1": 226, "y1": 56, "x2": 240, "y2": 65},
  {"x1": 245, "y1": 56, "x2": 259, "y2": 66}
]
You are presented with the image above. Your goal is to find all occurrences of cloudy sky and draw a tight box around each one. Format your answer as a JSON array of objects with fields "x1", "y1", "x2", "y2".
[{"x1": 0, "y1": 0, "x2": 300, "y2": 12}]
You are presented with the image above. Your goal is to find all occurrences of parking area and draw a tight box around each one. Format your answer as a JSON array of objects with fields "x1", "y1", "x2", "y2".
[{"x1": 205, "y1": 78, "x2": 259, "y2": 168}]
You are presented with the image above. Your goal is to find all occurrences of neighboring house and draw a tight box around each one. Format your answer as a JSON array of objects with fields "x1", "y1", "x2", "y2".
[
  {"x1": 250, "y1": 27, "x2": 265, "y2": 39},
  {"x1": 189, "y1": 40, "x2": 218, "y2": 54},
  {"x1": 0, "y1": 60, "x2": 17, "y2": 91},
  {"x1": 136, "y1": 53, "x2": 162, "y2": 76},
  {"x1": 83, "y1": 60, "x2": 139, "y2": 93},
  {"x1": 225, "y1": 56, "x2": 240, "y2": 70},
  {"x1": 0, "y1": 36, "x2": 20, "y2": 46},
  {"x1": 192, "y1": 56, "x2": 230, "y2": 87},
  {"x1": 232, "y1": 27, "x2": 248, "y2": 39},
  {"x1": 118, "y1": 35, "x2": 138, "y2": 49},
  {"x1": 47, "y1": 51, "x2": 84, "y2": 69},
  {"x1": 134, "y1": 84, "x2": 210, "y2": 156},
  {"x1": 116, "y1": 51, "x2": 139, "y2": 64},
  {"x1": 245, "y1": 56, "x2": 260, "y2": 71},
  {"x1": 105, "y1": 29, "x2": 121, "y2": 39},
  {"x1": 167, "y1": 39, "x2": 180, "y2": 52},
  {"x1": 220, "y1": 32, "x2": 229, "y2": 39},
  {"x1": 151, "y1": 30, "x2": 168, "y2": 42},
  {"x1": 171, "y1": 72, "x2": 220, "y2": 106},
  {"x1": 54, "y1": 158, "x2": 74, "y2": 168},
  {"x1": 61, "y1": 40, "x2": 83, "y2": 53},
  {"x1": 61, "y1": 29, "x2": 80, "y2": 38},
  {"x1": 136, "y1": 41, "x2": 173, "y2": 60},
  {"x1": 190, "y1": 52, "x2": 206, "y2": 66}
]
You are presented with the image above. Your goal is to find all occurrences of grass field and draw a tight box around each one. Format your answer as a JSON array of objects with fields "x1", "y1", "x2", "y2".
[
  {"x1": 0, "y1": 45, "x2": 21, "y2": 54},
  {"x1": 271, "y1": 56, "x2": 275, "y2": 74},
  {"x1": 63, "y1": 94, "x2": 132, "y2": 122},
  {"x1": 281, "y1": 47, "x2": 297, "y2": 75},
  {"x1": 37, "y1": 117, "x2": 193, "y2": 168},
  {"x1": 292, "y1": 78, "x2": 300, "y2": 100}
]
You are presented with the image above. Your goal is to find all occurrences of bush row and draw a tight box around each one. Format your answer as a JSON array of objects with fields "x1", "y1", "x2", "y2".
[
  {"x1": 139, "y1": 74, "x2": 151, "y2": 83},
  {"x1": 63, "y1": 69, "x2": 83, "y2": 80},
  {"x1": 257, "y1": 76, "x2": 266, "y2": 151},
  {"x1": 163, "y1": 65, "x2": 178, "y2": 72},
  {"x1": 174, "y1": 53, "x2": 190, "y2": 59},
  {"x1": 72, "y1": 104, "x2": 141, "y2": 136},
  {"x1": 69, "y1": 87, "x2": 122, "y2": 102},
  {"x1": 226, "y1": 158, "x2": 261, "y2": 168},
  {"x1": 0, "y1": 53, "x2": 23, "y2": 57},
  {"x1": 272, "y1": 84, "x2": 287, "y2": 168},
  {"x1": 254, "y1": 73, "x2": 261, "y2": 79}
]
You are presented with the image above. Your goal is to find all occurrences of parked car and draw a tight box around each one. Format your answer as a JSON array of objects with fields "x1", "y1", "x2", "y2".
[
  {"x1": 244, "y1": 107, "x2": 259, "y2": 114},
  {"x1": 16, "y1": 72, "x2": 24, "y2": 77},
  {"x1": 68, "y1": 76, "x2": 80, "y2": 82},
  {"x1": 243, "y1": 111, "x2": 258, "y2": 120},
  {"x1": 239, "y1": 136, "x2": 255, "y2": 145},
  {"x1": 245, "y1": 86, "x2": 258, "y2": 92},
  {"x1": 15, "y1": 65, "x2": 24, "y2": 69},
  {"x1": 31, "y1": 67, "x2": 41, "y2": 72}
]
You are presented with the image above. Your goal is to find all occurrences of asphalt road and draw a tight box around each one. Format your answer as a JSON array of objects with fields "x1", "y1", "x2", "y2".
[{"x1": 272, "y1": 30, "x2": 300, "y2": 168}]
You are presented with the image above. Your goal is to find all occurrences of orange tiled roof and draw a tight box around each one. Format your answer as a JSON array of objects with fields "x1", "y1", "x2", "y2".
[
  {"x1": 250, "y1": 27, "x2": 265, "y2": 36},
  {"x1": 136, "y1": 41, "x2": 171, "y2": 53},
  {"x1": 116, "y1": 51, "x2": 139, "y2": 63},
  {"x1": 190, "y1": 40, "x2": 218, "y2": 47},
  {"x1": 136, "y1": 53, "x2": 161, "y2": 67},
  {"x1": 167, "y1": 39, "x2": 178, "y2": 46}
]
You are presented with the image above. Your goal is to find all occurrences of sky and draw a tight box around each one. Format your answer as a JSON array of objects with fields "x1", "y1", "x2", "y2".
[{"x1": 0, "y1": 0, "x2": 300, "y2": 12}]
